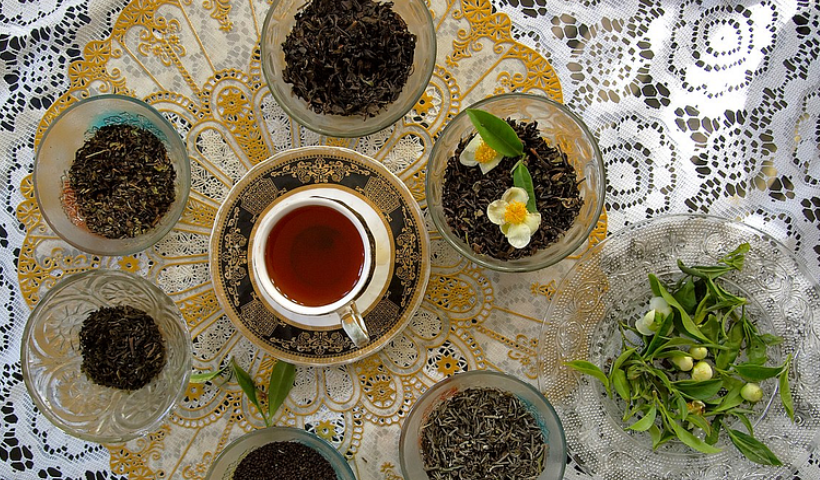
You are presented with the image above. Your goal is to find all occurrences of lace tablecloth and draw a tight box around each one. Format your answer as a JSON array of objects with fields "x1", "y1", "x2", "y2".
[{"x1": 1, "y1": 0, "x2": 818, "y2": 479}]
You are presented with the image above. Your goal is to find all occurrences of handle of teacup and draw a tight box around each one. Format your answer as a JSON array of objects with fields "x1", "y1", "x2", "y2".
[{"x1": 339, "y1": 303, "x2": 369, "y2": 348}]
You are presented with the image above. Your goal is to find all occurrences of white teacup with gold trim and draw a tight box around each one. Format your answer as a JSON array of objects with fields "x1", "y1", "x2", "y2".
[{"x1": 249, "y1": 186, "x2": 393, "y2": 348}]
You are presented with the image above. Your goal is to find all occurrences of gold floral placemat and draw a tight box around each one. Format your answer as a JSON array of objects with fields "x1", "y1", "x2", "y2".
[{"x1": 16, "y1": 0, "x2": 606, "y2": 478}]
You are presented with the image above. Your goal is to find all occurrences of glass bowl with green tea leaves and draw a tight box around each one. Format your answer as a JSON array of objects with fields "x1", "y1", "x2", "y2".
[
  {"x1": 205, "y1": 427, "x2": 356, "y2": 480},
  {"x1": 34, "y1": 94, "x2": 191, "y2": 256},
  {"x1": 426, "y1": 93, "x2": 606, "y2": 272},
  {"x1": 21, "y1": 269, "x2": 192, "y2": 443},
  {"x1": 260, "y1": 0, "x2": 436, "y2": 138},
  {"x1": 540, "y1": 214, "x2": 820, "y2": 480},
  {"x1": 399, "y1": 370, "x2": 567, "y2": 480}
]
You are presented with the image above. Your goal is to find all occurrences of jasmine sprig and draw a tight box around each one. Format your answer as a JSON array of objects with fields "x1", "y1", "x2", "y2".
[
  {"x1": 191, "y1": 357, "x2": 296, "y2": 427},
  {"x1": 465, "y1": 109, "x2": 537, "y2": 213},
  {"x1": 566, "y1": 244, "x2": 794, "y2": 466}
]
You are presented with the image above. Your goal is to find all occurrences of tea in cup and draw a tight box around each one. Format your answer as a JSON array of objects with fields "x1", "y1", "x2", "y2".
[{"x1": 249, "y1": 190, "x2": 385, "y2": 347}]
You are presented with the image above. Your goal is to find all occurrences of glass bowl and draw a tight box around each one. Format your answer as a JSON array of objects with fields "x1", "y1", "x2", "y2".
[
  {"x1": 260, "y1": 0, "x2": 436, "y2": 138},
  {"x1": 20, "y1": 269, "x2": 193, "y2": 443},
  {"x1": 34, "y1": 94, "x2": 191, "y2": 256},
  {"x1": 539, "y1": 214, "x2": 820, "y2": 479},
  {"x1": 399, "y1": 370, "x2": 567, "y2": 480},
  {"x1": 205, "y1": 427, "x2": 356, "y2": 480},
  {"x1": 425, "y1": 93, "x2": 606, "y2": 272}
]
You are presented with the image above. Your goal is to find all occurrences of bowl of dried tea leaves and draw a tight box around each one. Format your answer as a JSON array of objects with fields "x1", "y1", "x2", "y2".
[
  {"x1": 34, "y1": 94, "x2": 191, "y2": 256},
  {"x1": 21, "y1": 269, "x2": 192, "y2": 443},
  {"x1": 426, "y1": 93, "x2": 606, "y2": 272},
  {"x1": 400, "y1": 370, "x2": 567, "y2": 480},
  {"x1": 205, "y1": 427, "x2": 356, "y2": 480},
  {"x1": 260, "y1": 0, "x2": 436, "y2": 137}
]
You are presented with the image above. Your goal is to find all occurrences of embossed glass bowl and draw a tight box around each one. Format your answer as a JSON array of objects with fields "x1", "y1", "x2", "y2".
[
  {"x1": 399, "y1": 370, "x2": 567, "y2": 480},
  {"x1": 21, "y1": 269, "x2": 193, "y2": 443},
  {"x1": 426, "y1": 93, "x2": 606, "y2": 272},
  {"x1": 539, "y1": 214, "x2": 820, "y2": 479},
  {"x1": 34, "y1": 94, "x2": 191, "y2": 256},
  {"x1": 205, "y1": 427, "x2": 356, "y2": 480},
  {"x1": 260, "y1": 0, "x2": 436, "y2": 137}
]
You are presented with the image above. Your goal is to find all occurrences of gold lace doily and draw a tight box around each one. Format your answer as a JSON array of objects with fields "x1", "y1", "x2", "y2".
[{"x1": 16, "y1": 0, "x2": 607, "y2": 478}]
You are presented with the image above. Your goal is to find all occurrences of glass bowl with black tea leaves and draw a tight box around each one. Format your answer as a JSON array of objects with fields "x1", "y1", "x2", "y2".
[
  {"x1": 426, "y1": 93, "x2": 606, "y2": 272},
  {"x1": 21, "y1": 269, "x2": 192, "y2": 443},
  {"x1": 34, "y1": 94, "x2": 191, "y2": 256},
  {"x1": 260, "y1": 0, "x2": 436, "y2": 138},
  {"x1": 399, "y1": 370, "x2": 567, "y2": 480},
  {"x1": 205, "y1": 426, "x2": 356, "y2": 480}
]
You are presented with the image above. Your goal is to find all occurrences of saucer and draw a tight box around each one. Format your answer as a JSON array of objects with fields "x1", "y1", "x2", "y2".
[
  {"x1": 247, "y1": 185, "x2": 394, "y2": 330},
  {"x1": 210, "y1": 146, "x2": 430, "y2": 366}
]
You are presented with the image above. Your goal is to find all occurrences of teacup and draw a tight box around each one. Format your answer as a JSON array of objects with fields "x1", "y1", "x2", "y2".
[{"x1": 249, "y1": 187, "x2": 391, "y2": 347}]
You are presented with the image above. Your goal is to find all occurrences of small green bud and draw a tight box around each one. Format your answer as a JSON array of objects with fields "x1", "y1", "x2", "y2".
[
  {"x1": 691, "y1": 361, "x2": 713, "y2": 381},
  {"x1": 689, "y1": 346, "x2": 708, "y2": 360},
  {"x1": 671, "y1": 355, "x2": 694, "y2": 372},
  {"x1": 741, "y1": 382, "x2": 763, "y2": 403}
]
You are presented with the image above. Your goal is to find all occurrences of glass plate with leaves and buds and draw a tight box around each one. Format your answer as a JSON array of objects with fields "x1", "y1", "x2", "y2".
[
  {"x1": 539, "y1": 214, "x2": 820, "y2": 480},
  {"x1": 426, "y1": 93, "x2": 606, "y2": 272}
]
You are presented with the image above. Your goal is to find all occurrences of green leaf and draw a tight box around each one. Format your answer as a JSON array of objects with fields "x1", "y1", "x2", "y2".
[
  {"x1": 706, "y1": 416, "x2": 723, "y2": 445},
  {"x1": 686, "y1": 414, "x2": 712, "y2": 436},
  {"x1": 733, "y1": 363, "x2": 783, "y2": 382},
  {"x1": 674, "y1": 279, "x2": 698, "y2": 314},
  {"x1": 267, "y1": 361, "x2": 296, "y2": 419},
  {"x1": 627, "y1": 405, "x2": 657, "y2": 431},
  {"x1": 189, "y1": 365, "x2": 228, "y2": 384},
  {"x1": 566, "y1": 360, "x2": 610, "y2": 397},
  {"x1": 650, "y1": 274, "x2": 710, "y2": 343},
  {"x1": 669, "y1": 420, "x2": 722, "y2": 454},
  {"x1": 726, "y1": 428, "x2": 783, "y2": 466},
  {"x1": 466, "y1": 109, "x2": 524, "y2": 158},
  {"x1": 512, "y1": 162, "x2": 538, "y2": 213},
  {"x1": 231, "y1": 357, "x2": 268, "y2": 427},
  {"x1": 673, "y1": 378, "x2": 724, "y2": 400},
  {"x1": 649, "y1": 424, "x2": 663, "y2": 449},
  {"x1": 719, "y1": 243, "x2": 750, "y2": 271},
  {"x1": 612, "y1": 347, "x2": 638, "y2": 374},
  {"x1": 612, "y1": 369, "x2": 631, "y2": 402},
  {"x1": 779, "y1": 355, "x2": 794, "y2": 421}
]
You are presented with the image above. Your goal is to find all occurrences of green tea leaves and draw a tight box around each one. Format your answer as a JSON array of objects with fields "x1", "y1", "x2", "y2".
[
  {"x1": 727, "y1": 428, "x2": 783, "y2": 466},
  {"x1": 231, "y1": 357, "x2": 265, "y2": 426},
  {"x1": 189, "y1": 364, "x2": 228, "y2": 384},
  {"x1": 566, "y1": 360, "x2": 610, "y2": 397},
  {"x1": 466, "y1": 109, "x2": 524, "y2": 158},
  {"x1": 268, "y1": 360, "x2": 296, "y2": 419},
  {"x1": 566, "y1": 244, "x2": 795, "y2": 464},
  {"x1": 512, "y1": 162, "x2": 538, "y2": 213}
]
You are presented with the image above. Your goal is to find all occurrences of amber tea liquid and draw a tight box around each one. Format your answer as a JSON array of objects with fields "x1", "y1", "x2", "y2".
[{"x1": 264, "y1": 205, "x2": 365, "y2": 307}]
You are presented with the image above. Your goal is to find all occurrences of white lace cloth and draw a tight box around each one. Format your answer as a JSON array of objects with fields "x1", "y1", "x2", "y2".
[{"x1": 1, "y1": 0, "x2": 818, "y2": 479}]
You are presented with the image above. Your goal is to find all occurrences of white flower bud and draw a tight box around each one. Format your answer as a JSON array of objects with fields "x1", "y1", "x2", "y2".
[
  {"x1": 741, "y1": 383, "x2": 763, "y2": 403},
  {"x1": 636, "y1": 311, "x2": 657, "y2": 336},
  {"x1": 649, "y1": 296, "x2": 673, "y2": 317},
  {"x1": 671, "y1": 355, "x2": 694, "y2": 372},
  {"x1": 689, "y1": 346, "x2": 708, "y2": 360},
  {"x1": 691, "y1": 361, "x2": 713, "y2": 382}
]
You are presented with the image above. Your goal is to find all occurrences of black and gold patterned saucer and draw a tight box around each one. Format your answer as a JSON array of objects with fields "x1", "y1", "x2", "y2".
[{"x1": 209, "y1": 146, "x2": 430, "y2": 366}]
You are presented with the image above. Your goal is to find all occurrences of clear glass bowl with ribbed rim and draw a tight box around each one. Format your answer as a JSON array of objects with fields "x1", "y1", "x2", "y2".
[
  {"x1": 205, "y1": 427, "x2": 356, "y2": 480},
  {"x1": 540, "y1": 214, "x2": 820, "y2": 479},
  {"x1": 260, "y1": 0, "x2": 436, "y2": 138},
  {"x1": 33, "y1": 94, "x2": 191, "y2": 256},
  {"x1": 21, "y1": 269, "x2": 192, "y2": 443},
  {"x1": 399, "y1": 370, "x2": 567, "y2": 480},
  {"x1": 425, "y1": 93, "x2": 606, "y2": 272}
]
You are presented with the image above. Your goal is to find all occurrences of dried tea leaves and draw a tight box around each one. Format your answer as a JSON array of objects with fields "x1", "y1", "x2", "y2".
[
  {"x1": 442, "y1": 119, "x2": 582, "y2": 260},
  {"x1": 282, "y1": 0, "x2": 416, "y2": 117},
  {"x1": 79, "y1": 305, "x2": 166, "y2": 391},
  {"x1": 68, "y1": 124, "x2": 176, "y2": 239},
  {"x1": 421, "y1": 387, "x2": 548, "y2": 480},
  {"x1": 232, "y1": 441, "x2": 338, "y2": 480}
]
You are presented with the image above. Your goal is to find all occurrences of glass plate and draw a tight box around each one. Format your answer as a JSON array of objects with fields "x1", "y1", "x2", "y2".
[{"x1": 539, "y1": 214, "x2": 820, "y2": 479}]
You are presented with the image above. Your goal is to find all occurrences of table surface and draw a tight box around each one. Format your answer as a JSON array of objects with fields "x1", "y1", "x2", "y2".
[{"x1": 1, "y1": 0, "x2": 818, "y2": 479}]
